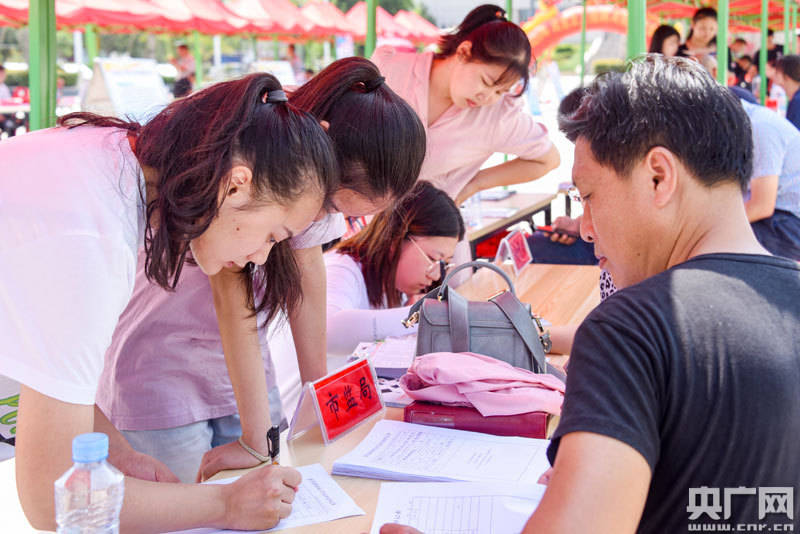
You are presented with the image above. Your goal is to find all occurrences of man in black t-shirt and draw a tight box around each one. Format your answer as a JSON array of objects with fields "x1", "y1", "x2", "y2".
[
  {"x1": 521, "y1": 56, "x2": 800, "y2": 533},
  {"x1": 378, "y1": 56, "x2": 800, "y2": 534}
]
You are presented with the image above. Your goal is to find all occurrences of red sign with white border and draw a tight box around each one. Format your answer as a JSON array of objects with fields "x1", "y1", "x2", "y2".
[{"x1": 288, "y1": 358, "x2": 384, "y2": 444}]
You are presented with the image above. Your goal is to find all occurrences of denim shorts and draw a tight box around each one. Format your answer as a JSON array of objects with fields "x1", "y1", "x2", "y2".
[{"x1": 122, "y1": 414, "x2": 243, "y2": 483}]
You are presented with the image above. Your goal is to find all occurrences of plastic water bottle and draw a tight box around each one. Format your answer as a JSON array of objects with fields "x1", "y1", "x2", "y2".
[{"x1": 54, "y1": 433, "x2": 124, "y2": 534}]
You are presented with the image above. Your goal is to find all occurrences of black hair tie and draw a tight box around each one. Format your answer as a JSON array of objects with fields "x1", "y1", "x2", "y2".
[
  {"x1": 263, "y1": 89, "x2": 288, "y2": 104},
  {"x1": 351, "y1": 76, "x2": 385, "y2": 93}
]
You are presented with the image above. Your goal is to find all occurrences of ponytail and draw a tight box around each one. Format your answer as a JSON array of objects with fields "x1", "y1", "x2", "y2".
[
  {"x1": 290, "y1": 57, "x2": 426, "y2": 202},
  {"x1": 60, "y1": 73, "x2": 338, "y2": 325}
]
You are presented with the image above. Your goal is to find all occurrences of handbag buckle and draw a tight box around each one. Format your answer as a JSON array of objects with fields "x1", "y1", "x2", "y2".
[
  {"x1": 402, "y1": 311, "x2": 419, "y2": 328},
  {"x1": 531, "y1": 313, "x2": 553, "y2": 353}
]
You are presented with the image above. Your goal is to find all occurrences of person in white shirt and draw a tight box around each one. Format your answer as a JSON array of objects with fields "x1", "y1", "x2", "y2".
[
  {"x1": 1, "y1": 73, "x2": 339, "y2": 532},
  {"x1": 170, "y1": 43, "x2": 196, "y2": 87},
  {"x1": 326, "y1": 182, "x2": 465, "y2": 355}
]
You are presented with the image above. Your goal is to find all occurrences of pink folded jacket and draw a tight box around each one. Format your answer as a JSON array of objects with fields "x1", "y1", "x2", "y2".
[{"x1": 399, "y1": 352, "x2": 565, "y2": 417}]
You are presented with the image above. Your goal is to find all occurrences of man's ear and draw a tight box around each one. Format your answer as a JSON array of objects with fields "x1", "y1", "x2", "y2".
[
  {"x1": 644, "y1": 147, "x2": 679, "y2": 208},
  {"x1": 319, "y1": 120, "x2": 330, "y2": 133},
  {"x1": 223, "y1": 165, "x2": 254, "y2": 207},
  {"x1": 456, "y1": 41, "x2": 473, "y2": 61}
]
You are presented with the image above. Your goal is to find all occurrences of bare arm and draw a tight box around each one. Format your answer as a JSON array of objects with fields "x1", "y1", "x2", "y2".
[
  {"x1": 455, "y1": 145, "x2": 560, "y2": 206},
  {"x1": 290, "y1": 246, "x2": 329, "y2": 383},
  {"x1": 744, "y1": 175, "x2": 779, "y2": 223},
  {"x1": 522, "y1": 431, "x2": 651, "y2": 534},
  {"x1": 93, "y1": 404, "x2": 179, "y2": 483},
  {"x1": 196, "y1": 268, "x2": 272, "y2": 481},
  {"x1": 17, "y1": 385, "x2": 299, "y2": 532},
  {"x1": 548, "y1": 324, "x2": 579, "y2": 355}
]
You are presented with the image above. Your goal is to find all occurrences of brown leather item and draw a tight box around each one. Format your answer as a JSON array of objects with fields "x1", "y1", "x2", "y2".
[{"x1": 404, "y1": 401, "x2": 549, "y2": 439}]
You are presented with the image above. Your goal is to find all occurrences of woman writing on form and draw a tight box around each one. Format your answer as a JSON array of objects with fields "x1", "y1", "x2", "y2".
[
  {"x1": 96, "y1": 57, "x2": 427, "y2": 483},
  {"x1": 326, "y1": 182, "x2": 465, "y2": 355},
  {"x1": 0, "y1": 74, "x2": 338, "y2": 531}
]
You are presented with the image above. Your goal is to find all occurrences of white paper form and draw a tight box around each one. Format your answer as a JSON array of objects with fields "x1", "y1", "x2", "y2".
[
  {"x1": 168, "y1": 464, "x2": 364, "y2": 533},
  {"x1": 351, "y1": 334, "x2": 418, "y2": 379},
  {"x1": 332, "y1": 420, "x2": 551, "y2": 485},
  {"x1": 370, "y1": 481, "x2": 546, "y2": 534}
]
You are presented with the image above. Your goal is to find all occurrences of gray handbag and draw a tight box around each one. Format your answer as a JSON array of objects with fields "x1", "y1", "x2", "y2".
[{"x1": 403, "y1": 261, "x2": 560, "y2": 377}]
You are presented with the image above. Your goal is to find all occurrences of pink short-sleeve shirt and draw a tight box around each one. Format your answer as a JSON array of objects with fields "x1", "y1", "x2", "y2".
[
  {"x1": 96, "y1": 214, "x2": 345, "y2": 430},
  {"x1": 371, "y1": 46, "x2": 553, "y2": 199}
]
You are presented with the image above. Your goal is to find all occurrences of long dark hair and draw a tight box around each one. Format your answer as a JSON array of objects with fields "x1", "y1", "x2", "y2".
[
  {"x1": 290, "y1": 57, "x2": 426, "y2": 202},
  {"x1": 685, "y1": 7, "x2": 717, "y2": 45},
  {"x1": 649, "y1": 25, "x2": 680, "y2": 54},
  {"x1": 436, "y1": 4, "x2": 532, "y2": 96},
  {"x1": 336, "y1": 182, "x2": 465, "y2": 308},
  {"x1": 59, "y1": 73, "x2": 338, "y2": 323}
]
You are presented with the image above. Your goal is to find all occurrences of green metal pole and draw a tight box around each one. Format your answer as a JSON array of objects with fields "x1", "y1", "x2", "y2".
[
  {"x1": 785, "y1": 0, "x2": 791, "y2": 58},
  {"x1": 580, "y1": 0, "x2": 587, "y2": 86},
  {"x1": 760, "y1": 0, "x2": 768, "y2": 104},
  {"x1": 29, "y1": 0, "x2": 56, "y2": 131},
  {"x1": 717, "y1": 0, "x2": 729, "y2": 85},
  {"x1": 85, "y1": 24, "x2": 98, "y2": 68},
  {"x1": 626, "y1": 0, "x2": 647, "y2": 60},
  {"x1": 366, "y1": 0, "x2": 377, "y2": 58},
  {"x1": 192, "y1": 30, "x2": 204, "y2": 86},
  {"x1": 506, "y1": 0, "x2": 513, "y2": 20}
]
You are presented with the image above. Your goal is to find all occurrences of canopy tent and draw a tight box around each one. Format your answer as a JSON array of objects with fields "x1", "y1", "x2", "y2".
[
  {"x1": 224, "y1": 0, "x2": 321, "y2": 37},
  {"x1": 345, "y1": 1, "x2": 414, "y2": 43},
  {"x1": 145, "y1": 0, "x2": 248, "y2": 35},
  {"x1": 393, "y1": 9, "x2": 440, "y2": 44},
  {"x1": 0, "y1": 0, "x2": 27, "y2": 24},
  {"x1": 300, "y1": 0, "x2": 356, "y2": 38},
  {"x1": 0, "y1": 0, "x2": 249, "y2": 34}
]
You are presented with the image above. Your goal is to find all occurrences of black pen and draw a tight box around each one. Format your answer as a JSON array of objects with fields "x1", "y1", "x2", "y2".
[{"x1": 267, "y1": 425, "x2": 280, "y2": 464}]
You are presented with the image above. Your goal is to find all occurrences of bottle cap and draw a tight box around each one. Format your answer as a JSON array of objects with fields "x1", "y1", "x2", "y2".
[{"x1": 72, "y1": 433, "x2": 109, "y2": 463}]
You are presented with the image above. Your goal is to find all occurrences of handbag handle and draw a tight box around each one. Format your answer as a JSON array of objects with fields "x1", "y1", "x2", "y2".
[
  {"x1": 403, "y1": 261, "x2": 516, "y2": 328},
  {"x1": 437, "y1": 260, "x2": 516, "y2": 299}
]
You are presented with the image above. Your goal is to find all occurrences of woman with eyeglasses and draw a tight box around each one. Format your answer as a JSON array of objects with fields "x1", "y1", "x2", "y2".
[{"x1": 325, "y1": 182, "x2": 464, "y2": 355}]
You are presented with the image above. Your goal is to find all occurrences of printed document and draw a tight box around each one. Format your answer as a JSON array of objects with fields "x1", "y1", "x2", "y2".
[
  {"x1": 351, "y1": 334, "x2": 418, "y2": 378},
  {"x1": 169, "y1": 464, "x2": 364, "y2": 533},
  {"x1": 332, "y1": 420, "x2": 551, "y2": 484},
  {"x1": 370, "y1": 481, "x2": 546, "y2": 534}
]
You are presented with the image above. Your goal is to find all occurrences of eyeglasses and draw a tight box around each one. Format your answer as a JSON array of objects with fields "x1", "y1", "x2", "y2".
[{"x1": 409, "y1": 237, "x2": 454, "y2": 281}]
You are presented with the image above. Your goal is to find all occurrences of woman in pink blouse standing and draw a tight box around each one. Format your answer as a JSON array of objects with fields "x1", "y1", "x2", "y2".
[{"x1": 372, "y1": 3, "x2": 559, "y2": 207}]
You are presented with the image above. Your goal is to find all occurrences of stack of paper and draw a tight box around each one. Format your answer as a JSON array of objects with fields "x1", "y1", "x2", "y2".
[
  {"x1": 351, "y1": 334, "x2": 418, "y2": 378},
  {"x1": 169, "y1": 464, "x2": 364, "y2": 533},
  {"x1": 370, "y1": 481, "x2": 545, "y2": 534},
  {"x1": 332, "y1": 420, "x2": 551, "y2": 485}
]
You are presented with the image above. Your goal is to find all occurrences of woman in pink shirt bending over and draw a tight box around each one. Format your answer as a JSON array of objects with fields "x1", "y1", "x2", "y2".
[{"x1": 372, "y1": 4, "x2": 559, "y2": 206}]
